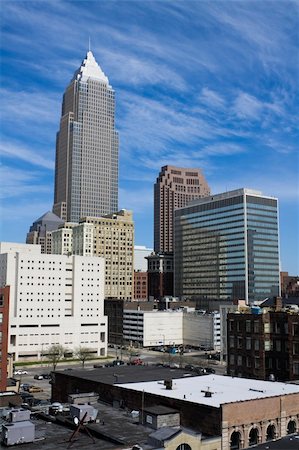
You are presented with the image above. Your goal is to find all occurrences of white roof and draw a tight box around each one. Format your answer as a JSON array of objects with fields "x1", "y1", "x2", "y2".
[
  {"x1": 72, "y1": 51, "x2": 109, "y2": 84},
  {"x1": 117, "y1": 374, "x2": 299, "y2": 408}
]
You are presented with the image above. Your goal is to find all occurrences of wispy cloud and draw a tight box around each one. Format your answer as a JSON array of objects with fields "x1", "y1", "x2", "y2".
[{"x1": 0, "y1": 141, "x2": 54, "y2": 170}]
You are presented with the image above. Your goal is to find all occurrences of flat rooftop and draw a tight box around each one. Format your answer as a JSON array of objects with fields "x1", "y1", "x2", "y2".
[
  {"x1": 117, "y1": 374, "x2": 299, "y2": 408},
  {"x1": 55, "y1": 365, "x2": 196, "y2": 384}
]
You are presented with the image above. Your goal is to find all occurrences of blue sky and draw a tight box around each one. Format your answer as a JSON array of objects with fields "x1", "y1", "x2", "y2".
[{"x1": 0, "y1": 0, "x2": 298, "y2": 274}]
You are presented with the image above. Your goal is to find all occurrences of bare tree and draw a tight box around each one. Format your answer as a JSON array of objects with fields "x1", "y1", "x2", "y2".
[
  {"x1": 46, "y1": 344, "x2": 66, "y2": 371},
  {"x1": 74, "y1": 346, "x2": 93, "y2": 368}
]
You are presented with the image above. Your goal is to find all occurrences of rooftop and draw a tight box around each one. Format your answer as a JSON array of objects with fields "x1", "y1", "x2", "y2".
[{"x1": 117, "y1": 374, "x2": 299, "y2": 408}]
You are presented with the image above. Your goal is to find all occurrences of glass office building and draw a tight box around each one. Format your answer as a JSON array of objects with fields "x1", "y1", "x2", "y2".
[{"x1": 174, "y1": 189, "x2": 280, "y2": 304}]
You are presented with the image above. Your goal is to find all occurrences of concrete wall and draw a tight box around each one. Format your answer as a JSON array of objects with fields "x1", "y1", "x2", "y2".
[{"x1": 0, "y1": 244, "x2": 107, "y2": 361}]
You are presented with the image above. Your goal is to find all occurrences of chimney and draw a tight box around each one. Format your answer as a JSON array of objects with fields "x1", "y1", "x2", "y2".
[{"x1": 274, "y1": 296, "x2": 282, "y2": 312}]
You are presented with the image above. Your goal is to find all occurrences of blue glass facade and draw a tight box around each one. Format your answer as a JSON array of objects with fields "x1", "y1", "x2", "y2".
[{"x1": 174, "y1": 189, "x2": 280, "y2": 303}]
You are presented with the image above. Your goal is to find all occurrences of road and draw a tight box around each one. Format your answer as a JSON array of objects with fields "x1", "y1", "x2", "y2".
[{"x1": 14, "y1": 348, "x2": 227, "y2": 402}]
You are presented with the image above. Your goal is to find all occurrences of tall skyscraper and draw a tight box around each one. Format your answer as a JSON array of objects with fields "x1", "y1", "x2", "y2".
[
  {"x1": 53, "y1": 51, "x2": 119, "y2": 222},
  {"x1": 154, "y1": 165, "x2": 210, "y2": 253},
  {"x1": 174, "y1": 188, "x2": 280, "y2": 304}
]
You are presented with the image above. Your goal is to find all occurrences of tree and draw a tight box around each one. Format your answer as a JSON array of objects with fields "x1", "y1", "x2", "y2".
[
  {"x1": 74, "y1": 346, "x2": 93, "y2": 368},
  {"x1": 46, "y1": 344, "x2": 66, "y2": 371}
]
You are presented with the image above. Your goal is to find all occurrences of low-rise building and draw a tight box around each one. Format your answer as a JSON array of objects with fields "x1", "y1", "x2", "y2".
[
  {"x1": 52, "y1": 368, "x2": 299, "y2": 450},
  {"x1": 0, "y1": 242, "x2": 107, "y2": 362},
  {"x1": 134, "y1": 271, "x2": 148, "y2": 300},
  {"x1": 123, "y1": 309, "x2": 183, "y2": 347},
  {"x1": 227, "y1": 297, "x2": 299, "y2": 381},
  {"x1": 183, "y1": 311, "x2": 221, "y2": 350}
]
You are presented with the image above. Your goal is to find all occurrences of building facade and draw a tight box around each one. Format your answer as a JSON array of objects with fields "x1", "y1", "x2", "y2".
[
  {"x1": 174, "y1": 188, "x2": 280, "y2": 304},
  {"x1": 183, "y1": 311, "x2": 221, "y2": 351},
  {"x1": 227, "y1": 299, "x2": 299, "y2": 381},
  {"x1": 134, "y1": 245, "x2": 152, "y2": 272},
  {"x1": 53, "y1": 51, "x2": 118, "y2": 222},
  {"x1": 0, "y1": 286, "x2": 10, "y2": 390},
  {"x1": 134, "y1": 271, "x2": 148, "y2": 300},
  {"x1": 52, "y1": 210, "x2": 134, "y2": 300},
  {"x1": 280, "y1": 271, "x2": 299, "y2": 297},
  {"x1": 26, "y1": 211, "x2": 64, "y2": 254},
  {"x1": 154, "y1": 165, "x2": 210, "y2": 253},
  {"x1": 147, "y1": 252, "x2": 174, "y2": 300},
  {"x1": 123, "y1": 309, "x2": 183, "y2": 347},
  {"x1": 0, "y1": 243, "x2": 107, "y2": 362}
]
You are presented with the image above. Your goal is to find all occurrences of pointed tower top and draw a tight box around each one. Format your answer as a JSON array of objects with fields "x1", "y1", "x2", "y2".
[{"x1": 72, "y1": 51, "x2": 109, "y2": 84}]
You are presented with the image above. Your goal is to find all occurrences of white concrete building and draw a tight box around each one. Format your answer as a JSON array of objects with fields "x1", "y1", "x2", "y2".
[
  {"x1": 123, "y1": 309, "x2": 183, "y2": 347},
  {"x1": 134, "y1": 245, "x2": 153, "y2": 272},
  {"x1": 183, "y1": 311, "x2": 221, "y2": 351},
  {"x1": 0, "y1": 242, "x2": 107, "y2": 362}
]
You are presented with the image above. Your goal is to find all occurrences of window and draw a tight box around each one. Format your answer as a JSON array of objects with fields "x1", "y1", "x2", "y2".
[
  {"x1": 254, "y1": 340, "x2": 260, "y2": 351},
  {"x1": 246, "y1": 338, "x2": 251, "y2": 350},
  {"x1": 246, "y1": 320, "x2": 251, "y2": 332},
  {"x1": 254, "y1": 321, "x2": 260, "y2": 333}
]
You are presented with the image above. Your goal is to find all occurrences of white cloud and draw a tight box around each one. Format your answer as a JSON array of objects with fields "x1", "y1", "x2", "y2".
[
  {"x1": 0, "y1": 142, "x2": 54, "y2": 170},
  {"x1": 200, "y1": 88, "x2": 226, "y2": 109}
]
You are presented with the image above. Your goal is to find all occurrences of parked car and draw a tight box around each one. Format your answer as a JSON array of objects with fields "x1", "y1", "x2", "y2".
[
  {"x1": 205, "y1": 367, "x2": 216, "y2": 374},
  {"x1": 93, "y1": 364, "x2": 104, "y2": 368},
  {"x1": 20, "y1": 383, "x2": 31, "y2": 391},
  {"x1": 34, "y1": 374, "x2": 43, "y2": 380},
  {"x1": 28, "y1": 386, "x2": 43, "y2": 393},
  {"x1": 105, "y1": 360, "x2": 125, "y2": 367},
  {"x1": 194, "y1": 366, "x2": 207, "y2": 375},
  {"x1": 41, "y1": 373, "x2": 51, "y2": 379},
  {"x1": 112, "y1": 360, "x2": 125, "y2": 366},
  {"x1": 184, "y1": 364, "x2": 195, "y2": 371},
  {"x1": 130, "y1": 358, "x2": 143, "y2": 366},
  {"x1": 14, "y1": 370, "x2": 28, "y2": 375}
]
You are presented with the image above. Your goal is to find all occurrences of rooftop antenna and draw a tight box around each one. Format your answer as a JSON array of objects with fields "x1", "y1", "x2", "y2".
[{"x1": 88, "y1": 36, "x2": 91, "y2": 52}]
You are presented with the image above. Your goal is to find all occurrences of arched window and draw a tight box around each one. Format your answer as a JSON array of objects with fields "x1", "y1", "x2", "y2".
[
  {"x1": 230, "y1": 431, "x2": 241, "y2": 449},
  {"x1": 266, "y1": 424, "x2": 275, "y2": 441},
  {"x1": 176, "y1": 444, "x2": 192, "y2": 450},
  {"x1": 287, "y1": 420, "x2": 296, "y2": 434},
  {"x1": 249, "y1": 427, "x2": 259, "y2": 446}
]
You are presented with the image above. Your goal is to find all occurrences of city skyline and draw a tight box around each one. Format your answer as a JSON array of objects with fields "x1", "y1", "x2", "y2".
[{"x1": 1, "y1": 1, "x2": 298, "y2": 274}]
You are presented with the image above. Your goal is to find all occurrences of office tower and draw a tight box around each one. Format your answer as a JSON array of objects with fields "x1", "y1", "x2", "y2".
[
  {"x1": 0, "y1": 243, "x2": 107, "y2": 362},
  {"x1": 53, "y1": 51, "x2": 119, "y2": 222},
  {"x1": 26, "y1": 211, "x2": 64, "y2": 254},
  {"x1": 52, "y1": 210, "x2": 134, "y2": 300},
  {"x1": 154, "y1": 165, "x2": 210, "y2": 253},
  {"x1": 174, "y1": 188, "x2": 280, "y2": 304}
]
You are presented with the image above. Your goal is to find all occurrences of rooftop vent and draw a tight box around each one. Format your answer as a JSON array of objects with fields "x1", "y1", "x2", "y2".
[
  {"x1": 201, "y1": 387, "x2": 213, "y2": 397},
  {"x1": 164, "y1": 379, "x2": 173, "y2": 390}
]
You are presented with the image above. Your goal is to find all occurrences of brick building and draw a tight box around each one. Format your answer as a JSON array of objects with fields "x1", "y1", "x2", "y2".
[
  {"x1": 52, "y1": 368, "x2": 299, "y2": 449},
  {"x1": 134, "y1": 271, "x2": 148, "y2": 300},
  {"x1": 227, "y1": 299, "x2": 299, "y2": 381}
]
